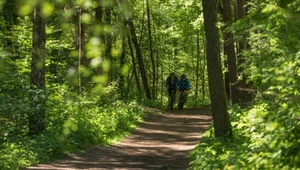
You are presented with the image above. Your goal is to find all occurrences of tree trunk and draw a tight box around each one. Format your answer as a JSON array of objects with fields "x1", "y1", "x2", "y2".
[
  {"x1": 29, "y1": 0, "x2": 46, "y2": 135},
  {"x1": 128, "y1": 36, "x2": 141, "y2": 92},
  {"x1": 221, "y1": 0, "x2": 239, "y2": 104},
  {"x1": 202, "y1": 0, "x2": 232, "y2": 138},
  {"x1": 235, "y1": 0, "x2": 246, "y2": 68},
  {"x1": 154, "y1": 25, "x2": 160, "y2": 100},
  {"x1": 105, "y1": 7, "x2": 113, "y2": 79},
  {"x1": 146, "y1": 0, "x2": 155, "y2": 99},
  {"x1": 195, "y1": 30, "x2": 200, "y2": 98},
  {"x1": 119, "y1": 36, "x2": 126, "y2": 98},
  {"x1": 95, "y1": 0, "x2": 104, "y2": 75},
  {"x1": 78, "y1": 8, "x2": 85, "y2": 94},
  {"x1": 127, "y1": 18, "x2": 152, "y2": 99},
  {"x1": 235, "y1": 0, "x2": 253, "y2": 105},
  {"x1": 202, "y1": 37, "x2": 206, "y2": 101}
]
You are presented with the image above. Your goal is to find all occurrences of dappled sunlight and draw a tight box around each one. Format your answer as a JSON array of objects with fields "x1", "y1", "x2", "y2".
[{"x1": 26, "y1": 107, "x2": 212, "y2": 169}]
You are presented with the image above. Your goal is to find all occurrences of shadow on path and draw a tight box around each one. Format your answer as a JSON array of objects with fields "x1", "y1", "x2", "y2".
[{"x1": 26, "y1": 107, "x2": 212, "y2": 170}]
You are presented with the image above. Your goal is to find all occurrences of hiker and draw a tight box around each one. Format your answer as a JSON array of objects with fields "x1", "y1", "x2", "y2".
[{"x1": 166, "y1": 72, "x2": 178, "y2": 107}]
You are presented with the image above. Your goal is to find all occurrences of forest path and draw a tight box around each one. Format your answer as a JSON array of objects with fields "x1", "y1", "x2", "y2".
[{"x1": 26, "y1": 107, "x2": 212, "y2": 170}]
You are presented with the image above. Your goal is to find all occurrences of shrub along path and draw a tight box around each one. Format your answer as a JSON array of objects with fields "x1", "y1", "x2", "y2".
[{"x1": 26, "y1": 107, "x2": 212, "y2": 170}]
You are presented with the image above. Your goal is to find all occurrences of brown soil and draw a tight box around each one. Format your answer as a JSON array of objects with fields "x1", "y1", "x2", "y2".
[{"x1": 26, "y1": 107, "x2": 212, "y2": 170}]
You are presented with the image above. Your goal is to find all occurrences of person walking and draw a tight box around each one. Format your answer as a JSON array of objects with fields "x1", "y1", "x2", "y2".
[
  {"x1": 166, "y1": 72, "x2": 178, "y2": 107},
  {"x1": 177, "y1": 74, "x2": 191, "y2": 106}
]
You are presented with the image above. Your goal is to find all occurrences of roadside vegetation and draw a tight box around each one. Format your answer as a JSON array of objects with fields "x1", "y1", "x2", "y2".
[
  {"x1": 189, "y1": 1, "x2": 300, "y2": 169},
  {"x1": 1, "y1": 0, "x2": 300, "y2": 169}
]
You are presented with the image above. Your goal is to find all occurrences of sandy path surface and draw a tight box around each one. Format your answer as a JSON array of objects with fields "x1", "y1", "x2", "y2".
[{"x1": 26, "y1": 107, "x2": 212, "y2": 170}]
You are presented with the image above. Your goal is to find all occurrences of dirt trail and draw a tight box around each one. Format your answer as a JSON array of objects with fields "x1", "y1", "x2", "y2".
[{"x1": 26, "y1": 107, "x2": 212, "y2": 170}]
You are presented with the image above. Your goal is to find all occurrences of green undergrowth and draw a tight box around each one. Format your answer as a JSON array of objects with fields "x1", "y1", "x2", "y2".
[
  {"x1": 189, "y1": 101, "x2": 300, "y2": 170},
  {"x1": 0, "y1": 85, "x2": 148, "y2": 170}
]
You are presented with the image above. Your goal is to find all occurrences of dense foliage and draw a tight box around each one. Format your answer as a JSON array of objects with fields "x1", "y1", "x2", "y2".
[
  {"x1": 0, "y1": 0, "x2": 208, "y2": 169},
  {"x1": 189, "y1": 1, "x2": 300, "y2": 169},
  {"x1": 1, "y1": 0, "x2": 299, "y2": 169},
  {"x1": 0, "y1": 85, "x2": 146, "y2": 169}
]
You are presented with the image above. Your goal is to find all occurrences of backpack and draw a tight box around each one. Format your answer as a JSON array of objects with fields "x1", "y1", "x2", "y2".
[{"x1": 167, "y1": 76, "x2": 177, "y2": 88}]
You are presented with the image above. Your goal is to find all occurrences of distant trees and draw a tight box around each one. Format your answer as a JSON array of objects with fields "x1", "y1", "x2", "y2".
[
  {"x1": 126, "y1": 16, "x2": 152, "y2": 99},
  {"x1": 0, "y1": 0, "x2": 242, "y2": 137}
]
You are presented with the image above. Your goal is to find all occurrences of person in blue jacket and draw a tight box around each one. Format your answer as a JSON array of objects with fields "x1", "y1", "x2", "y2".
[{"x1": 178, "y1": 74, "x2": 191, "y2": 104}]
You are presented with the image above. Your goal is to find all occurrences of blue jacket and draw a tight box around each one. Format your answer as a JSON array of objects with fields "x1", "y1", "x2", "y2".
[{"x1": 178, "y1": 78, "x2": 190, "y2": 91}]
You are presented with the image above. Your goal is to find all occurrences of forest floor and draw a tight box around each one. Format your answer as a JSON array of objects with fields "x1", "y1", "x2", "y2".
[{"x1": 26, "y1": 106, "x2": 212, "y2": 170}]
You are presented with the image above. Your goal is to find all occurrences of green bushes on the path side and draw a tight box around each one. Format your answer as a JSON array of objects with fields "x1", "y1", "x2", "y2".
[
  {"x1": 0, "y1": 85, "x2": 147, "y2": 170},
  {"x1": 190, "y1": 2, "x2": 300, "y2": 169},
  {"x1": 189, "y1": 102, "x2": 300, "y2": 170}
]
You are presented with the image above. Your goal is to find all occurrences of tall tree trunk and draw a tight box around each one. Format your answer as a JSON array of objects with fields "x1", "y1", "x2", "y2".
[
  {"x1": 29, "y1": 0, "x2": 46, "y2": 135},
  {"x1": 95, "y1": 0, "x2": 104, "y2": 75},
  {"x1": 146, "y1": 0, "x2": 155, "y2": 99},
  {"x1": 202, "y1": 0, "x2": 232, "y2": 138},
  {"x1": 128, "y1": 36, "x2": 141, "y2": 92},
  {"x1": 127, "y1": 18, "x2": 151, "y2": 99},
  {"x1": 202, "y1": 37, "x2": 206, "y2": 100},
  {"x1": 138, "y1": 0, "x2": 145, "y2": 45},
  {"x1": 235, "y1": 0, "x2": 246, "y2": 68},
  {"x1": 235, "y1": 0, "x2": 253, "y2": 105},
  {"x1": 154, "y1": 24, "x2": 160, "y2": 100},
  {"x1": 105, "y1": 7, "x2": 113, "y2": 79},
  {"x1": 220, "y1": 0, "x2": 239, "y2": 104},
  {"x1": 77, "y1": 8, "x2": 85, "y2": 94},
  {"x1": 119, "y1": 36, "x2": 126, "y2": 98},
  {"x1": 195, "y1": 30, "x2": 200, "y2": 98},
  {"x1": 95, "y1": 0, "x2": 103, "y2": 22}
]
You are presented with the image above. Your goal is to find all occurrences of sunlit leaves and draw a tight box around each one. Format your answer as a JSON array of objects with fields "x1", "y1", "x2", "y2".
[
  {"x1": 18, "y1": 0, "x2": 37, "y2": 16},
  {"x1": 92, "y1": 74, "x2": 108, "y2": 85},
  {"x1": 0, "y1": 0, "x2": 5, "y2": 9},
  {"x1": 90, "y1": 57, "x2": 102, "y2": 68},
  {"x1": 17, "y1": 0, "x2": 55, "y2": 17},
  {"x1": 86, "y1": 37, "x2": 102, "y2": 59},
  {"x1": 112, "y1": 39, "x2": 123, "y2": 57},
  {"x1": 100, "y1": 0, "x2": 114, "y2": 8},
  {"x1": 102, "y1": 60, "x2": 110, "y2": 72},
  {"x1": 75, "y1": 0, "x2": 93, "y2": 9},
  {"x1": 67, "y1": 67, "x2": 76, "y2": 76},
  {"x1": 118, "y1": 2, "x2": 132, "y2": 18},
  {"x1": 63, "y1": 119, "x2": 78, "y2": 135},
  {"x1": 79, "y1": 66, "x2": 90, "y2": 77},
  {"x1": 261, "y1": 4, "x2": 277, "y2": 13},
  {"x1": 121, "y1": 64, "x2": 130, "y2": 76},
  {"x1": 41, "y1": 1, "x2": 54, "y2": 17},
  {"x1": 81, "y1": 12, "x2": 92, "y2": 24}
]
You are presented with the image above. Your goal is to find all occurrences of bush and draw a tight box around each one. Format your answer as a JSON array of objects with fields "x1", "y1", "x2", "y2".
[
  {"x1": 0, "y1": 84, "x2": 147, "y2": 170},
  {"x1": 189, "y1": 101, "x2": 300, "y2": 170}
]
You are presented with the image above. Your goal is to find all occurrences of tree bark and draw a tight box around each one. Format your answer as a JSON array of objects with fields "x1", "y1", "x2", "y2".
[
  {"x1": 95, "y1": 0, "x2": 104, "y2": 75},
  {"x1": 119, "y1": 36, "x2": 126, "y2": 98},
  {"x1": 195, "y1": 30, "x2": 200, "y2": 98},
  {"x1": 146, "y1": 0, "x2": 156, "y2": 99},
  {"x1": 77, "y1": 8, "x2": 85, "y2": 94},
  {"x1": 202, "y1": 37, "x2": 206, "y2": 101},
  {"x1": 105, "y1": 7, "x2": 113, "y2": 79},
  {"x1": 128, "y1": 36, "x2": 141, "y2": 92},
  {"x1": 202, "y1": 0, "x2": 232, "y2": 138},
  {"x1": 235, "y1": 0, "x2": 253, "y2": 105},
  {"x1": 29, "y1": 0, "x2": 46, "y2": 135},
  {"x1": 220, "y1": 0, "x2": 239, "y2": 104},
  {"x1": 127, "y1": 18, "x2": 151, "y2": 99}
]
